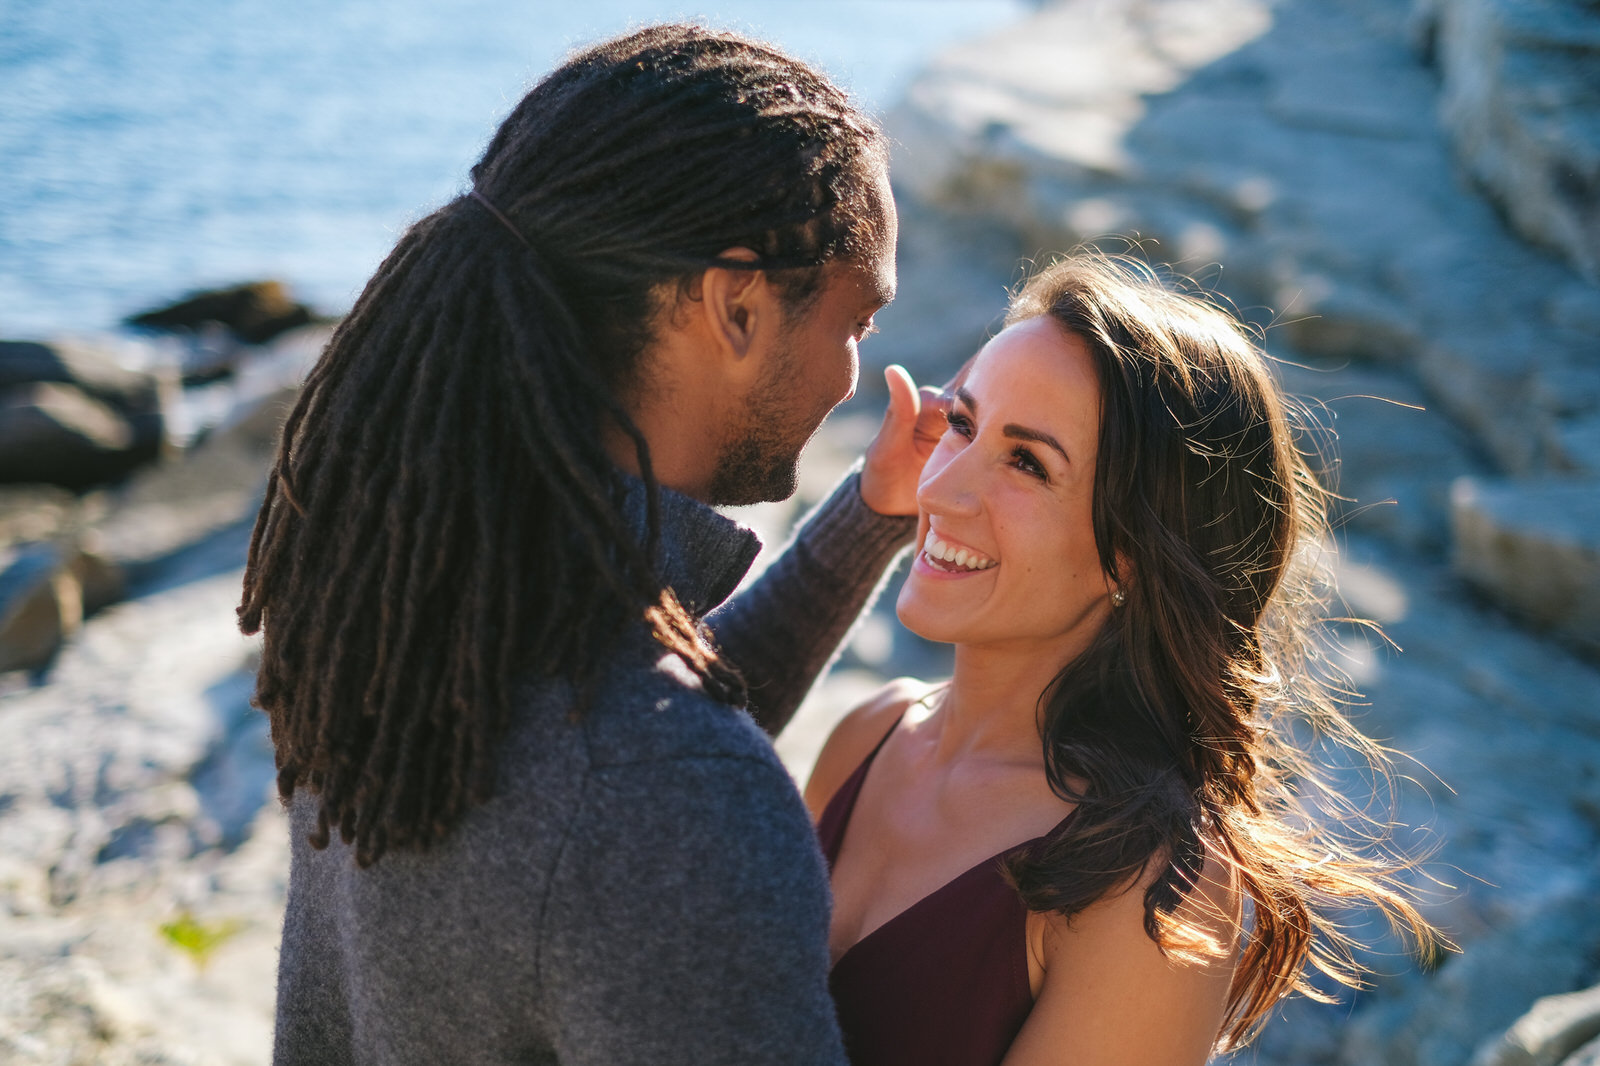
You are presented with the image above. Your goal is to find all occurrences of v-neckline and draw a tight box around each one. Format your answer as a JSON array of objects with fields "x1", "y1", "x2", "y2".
[{"x1": 822, "y1": 717, "x2": 1077, "y2": 970}]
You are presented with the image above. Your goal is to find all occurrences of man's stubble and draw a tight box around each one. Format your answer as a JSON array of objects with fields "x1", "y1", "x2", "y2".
[{"x1": 705, "y1": 338, "x2": 819, "y2": 507}]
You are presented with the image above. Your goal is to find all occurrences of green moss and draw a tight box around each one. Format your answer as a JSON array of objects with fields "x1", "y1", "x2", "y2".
[{"x1": 158, "y1": 912, "x2": 244, "y2": 970}]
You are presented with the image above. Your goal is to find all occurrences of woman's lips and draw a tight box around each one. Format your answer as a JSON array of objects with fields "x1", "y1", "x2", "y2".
[{"x1": 917, "y1": 531, "x2": 997, "y2": 575}]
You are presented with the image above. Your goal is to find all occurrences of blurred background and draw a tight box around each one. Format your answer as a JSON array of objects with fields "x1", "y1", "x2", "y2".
[{"x1": 2, "y1": 1, "x2": 1597, "y2": 1063}]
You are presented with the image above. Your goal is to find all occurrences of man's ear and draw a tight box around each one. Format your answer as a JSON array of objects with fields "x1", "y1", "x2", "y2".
[{"x1": 697, "y1": 247, "x2": 769, "y2": 362}]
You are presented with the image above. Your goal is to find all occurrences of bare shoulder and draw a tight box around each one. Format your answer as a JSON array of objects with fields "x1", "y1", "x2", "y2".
[
  {"x1": 1006, "y1": 836, "x2": 1242, "y2": 1066},
  {"x1": 801, "y1": 676, "x2": 932, "y2": 821},
  {"x1": 1035, "y1": 833, "x2": 1242, "y2": 970}
]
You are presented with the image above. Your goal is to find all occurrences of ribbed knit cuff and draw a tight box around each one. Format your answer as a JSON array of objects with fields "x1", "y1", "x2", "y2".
[{"x1": 794, "y1": 461, "x2": 918, "y2": 589}]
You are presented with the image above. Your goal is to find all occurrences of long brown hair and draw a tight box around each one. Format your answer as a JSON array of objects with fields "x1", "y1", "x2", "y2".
[
  {"x1": 1002, "y1": 253, "x2": 1445, "y2": 1046},
  {"x1": 238, "y1": 25, "x2": 888, "y2": 868}
]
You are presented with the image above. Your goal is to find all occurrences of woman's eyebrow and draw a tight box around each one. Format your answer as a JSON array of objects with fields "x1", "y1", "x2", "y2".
[
  {"x1": 955, "y1": 387, "x2": 1070, "y2": 463},
  {"x1": 1004, "y1": 423, "x2": 1069, "y2": 463}
]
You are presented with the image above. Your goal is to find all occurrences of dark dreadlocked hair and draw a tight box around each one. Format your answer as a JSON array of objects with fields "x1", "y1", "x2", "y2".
[{"x1": 238, "y1": 24, "x2": 889, "y2": 867}]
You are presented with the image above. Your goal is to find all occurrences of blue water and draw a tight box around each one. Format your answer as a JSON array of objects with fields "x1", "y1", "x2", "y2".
[{"x1": 0, "y1": 0, "x2": 1027, "y2": 337}]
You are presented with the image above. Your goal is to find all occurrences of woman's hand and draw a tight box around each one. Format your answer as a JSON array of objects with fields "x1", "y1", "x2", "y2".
[{"x1": 858, "y1": 364, "x2": 952, "y2": 516}]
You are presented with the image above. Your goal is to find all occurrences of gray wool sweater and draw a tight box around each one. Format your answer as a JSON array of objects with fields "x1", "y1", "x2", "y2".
[{"x1": 272, "y1": 470, "x2": 915, "y2": 1065}]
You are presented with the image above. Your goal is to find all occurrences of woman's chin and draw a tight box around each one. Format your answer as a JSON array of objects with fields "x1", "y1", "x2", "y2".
[{"x1": 894, "y1": 585, "x2": 960, "y2": 646}]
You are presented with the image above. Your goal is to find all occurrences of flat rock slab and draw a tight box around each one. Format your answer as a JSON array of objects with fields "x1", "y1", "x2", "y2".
[
  {"x1": 1469, "y1": 981, "x2": 1600, "y2": 1066},
  {"x1": 0, "y1": 565, "x2": 281, "y2": 1065},
  {"x1": 1452, "y1": 478, "x2": 1600, "y2": 654},
  {"x1": 889, "y1": 0, "x2": 1600, "y2": 479}
]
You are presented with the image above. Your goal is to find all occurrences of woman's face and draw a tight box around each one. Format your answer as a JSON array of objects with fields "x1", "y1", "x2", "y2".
[{"x1": 896, "y1": 315, "x2": 1116, "y2": 663}]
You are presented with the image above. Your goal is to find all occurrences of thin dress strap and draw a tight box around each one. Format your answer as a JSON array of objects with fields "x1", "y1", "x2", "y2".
[{"x1": 815, "y1": 714, "x2": 901, "y2": 869}]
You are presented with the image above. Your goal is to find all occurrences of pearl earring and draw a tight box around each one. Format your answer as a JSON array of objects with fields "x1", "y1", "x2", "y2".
[{"x1": 1111, "y1": 588, "x2": 1126, "y2": 607}]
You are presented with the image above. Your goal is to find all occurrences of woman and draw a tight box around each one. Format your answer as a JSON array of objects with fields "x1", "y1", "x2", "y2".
[{"x1": 805, "y1": 253, "x2": 1442, "y2": 1065}]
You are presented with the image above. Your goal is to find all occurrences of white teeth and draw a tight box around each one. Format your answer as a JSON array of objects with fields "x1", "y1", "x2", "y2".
[{"x1": 923, "y1": 533, "x2": 995, "y2": 572}]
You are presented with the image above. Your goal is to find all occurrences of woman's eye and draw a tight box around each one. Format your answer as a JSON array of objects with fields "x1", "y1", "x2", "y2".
[
  {"x1": 944, "y1": 410, "x2": 974, "y2": 438},
  {"x1": 1011, "y1": 446, "x2": 1047, "y2": 480}
]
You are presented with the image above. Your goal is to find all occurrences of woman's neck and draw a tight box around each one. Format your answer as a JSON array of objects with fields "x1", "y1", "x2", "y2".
[{"x1": 919, "y1": 641, "x2": 1073, "y2": 766}]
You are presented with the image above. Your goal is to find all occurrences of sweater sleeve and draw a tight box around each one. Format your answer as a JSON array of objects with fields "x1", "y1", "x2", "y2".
[
  {"x1": 707, "y1": 466, "x2": 917, "y2": 736},
  {"x1": 537, "y1": 753, "x2": 848, "y2": 1066}
]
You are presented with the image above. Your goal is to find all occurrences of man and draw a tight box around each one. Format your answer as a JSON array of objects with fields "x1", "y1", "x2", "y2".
[{"x1": 242, "y1": 24, "x2": 942, "y2": 1064}]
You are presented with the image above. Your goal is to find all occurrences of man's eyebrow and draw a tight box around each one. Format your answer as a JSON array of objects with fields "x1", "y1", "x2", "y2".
[
  {"x1": 870, "y1": 278, "x2": 896, "y2": 308},
  {"x1": 954, "y1": 387, "x2": 1070, "y2": 463}
]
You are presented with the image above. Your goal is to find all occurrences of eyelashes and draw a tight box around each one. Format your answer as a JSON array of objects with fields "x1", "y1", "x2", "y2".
[
  {"x1": 945, "y1": 409, "x2": 974, "y2": 437},
  {"x1": 1009, "y1": 446, "x2": 1046, "y2": 479},
  {"x1": 942, "y1": 410, "x2": 1048, "y2": 482}
]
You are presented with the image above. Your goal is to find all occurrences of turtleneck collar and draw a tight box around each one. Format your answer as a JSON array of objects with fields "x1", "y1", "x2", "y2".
[{"x1": 618, "y1": 474, "x2": 762, "y2": 618}]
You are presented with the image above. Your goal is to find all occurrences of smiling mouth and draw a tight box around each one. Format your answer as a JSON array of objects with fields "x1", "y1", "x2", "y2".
[{"x1": 922, "y1": 532, "x2": 997, "y2": 573}]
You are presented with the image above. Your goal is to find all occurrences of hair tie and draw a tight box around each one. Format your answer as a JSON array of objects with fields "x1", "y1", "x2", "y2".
[{"x1": 469, "y1": 188, "x2": 533, "y2": 251}]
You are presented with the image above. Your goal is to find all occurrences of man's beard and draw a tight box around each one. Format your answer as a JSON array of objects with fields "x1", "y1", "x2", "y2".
[
  {"x1": 705, "y1": 345, "x2": 818, "y2": 507},
  {"x1": 706, "y1": 422, "x2": 806, "y2": 505}
]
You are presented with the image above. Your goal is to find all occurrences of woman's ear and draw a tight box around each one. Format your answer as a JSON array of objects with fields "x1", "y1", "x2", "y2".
[{"x1": 1109, "y1": 552, "x2": 1134, "y2": 605}]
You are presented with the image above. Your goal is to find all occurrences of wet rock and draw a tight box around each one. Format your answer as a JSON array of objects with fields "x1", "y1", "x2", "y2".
[
  {"x1": 1469, "y1": 983, "x2": 1600, "y2": 1066},
  {"x1": 1451, "y1": 477, "x2": 1600, "y2": 655},
  {"x1": 126, "y1": 280, "x2": 317, "y2": 346}
]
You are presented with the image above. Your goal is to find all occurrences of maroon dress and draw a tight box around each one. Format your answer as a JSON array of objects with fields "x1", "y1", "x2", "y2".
[{"x1": 818, "y1": 723, "x2": 1075, "y2": 1066}]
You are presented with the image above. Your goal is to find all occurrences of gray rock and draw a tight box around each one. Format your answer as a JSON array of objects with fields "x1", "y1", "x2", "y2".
[
  {"x1": 0, "y1": 338, "x2": 171, "y2": 419},
  {"x1": 1337, "y1": 876, "x2": 1600, "y2": 1066},
  {"x1": 126, "y1": 279, "x2": 318, "y2": 347},
  {"x1": 0, "y1": 489, "x2": 126, "y2": 673},
  {"x1": 0, "y1": 381, "x2": 163, "y2": 491},
  {"x1": 0, "y1": 338, "x2": 173, "y2": 490},
  {"x1": 1276, "y1": 361, "x2": 1488, "y2": 551},
  {"x1": 1450, "y1": 477, "x2": 1600, "y2": 654},
  {"x1": 857, "y1": 201, "x2": 1013, "y2": 393},
  {"x1": 1469, "y1": 983, "x2": 1600, "y2": 1066},
  {"x1": 0, "y1": 541, "x2": 78, "y2": 673},
  {"x1": 889, "y1": 0, "x2": 1600, "y2": 479},
  {"x1": 87, "y1": 432, "x2": 271, "y2": 588},
  {"x1": 0, "y1": 566, "x2": 282, "y2": 1064},
  {"x1": 1569, "y1": 1033, "x2": 1600, "y2": 1066},
  {"x1": 1423, "y1": 0, "x2": 1600, "y2": 282}
]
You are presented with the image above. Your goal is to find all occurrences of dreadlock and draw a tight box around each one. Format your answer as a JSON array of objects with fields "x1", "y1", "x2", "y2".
[{"x1": 238, "y1": 24, "x2": 888, "y2": 867}]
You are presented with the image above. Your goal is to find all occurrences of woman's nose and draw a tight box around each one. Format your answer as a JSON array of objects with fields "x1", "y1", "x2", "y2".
[{"x1": 916, "y1": 447, "x2": 981, "y2": 518}]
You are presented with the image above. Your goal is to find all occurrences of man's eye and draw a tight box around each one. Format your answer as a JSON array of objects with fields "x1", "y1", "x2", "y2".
[{"x1": 856, "y1": 320, "x2": 879, "y2": 341}]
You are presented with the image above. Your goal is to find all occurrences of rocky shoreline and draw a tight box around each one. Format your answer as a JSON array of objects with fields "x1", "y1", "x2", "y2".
[{"x1": 2, "y1": 0, "x2": 1597, "y2": 1062}]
